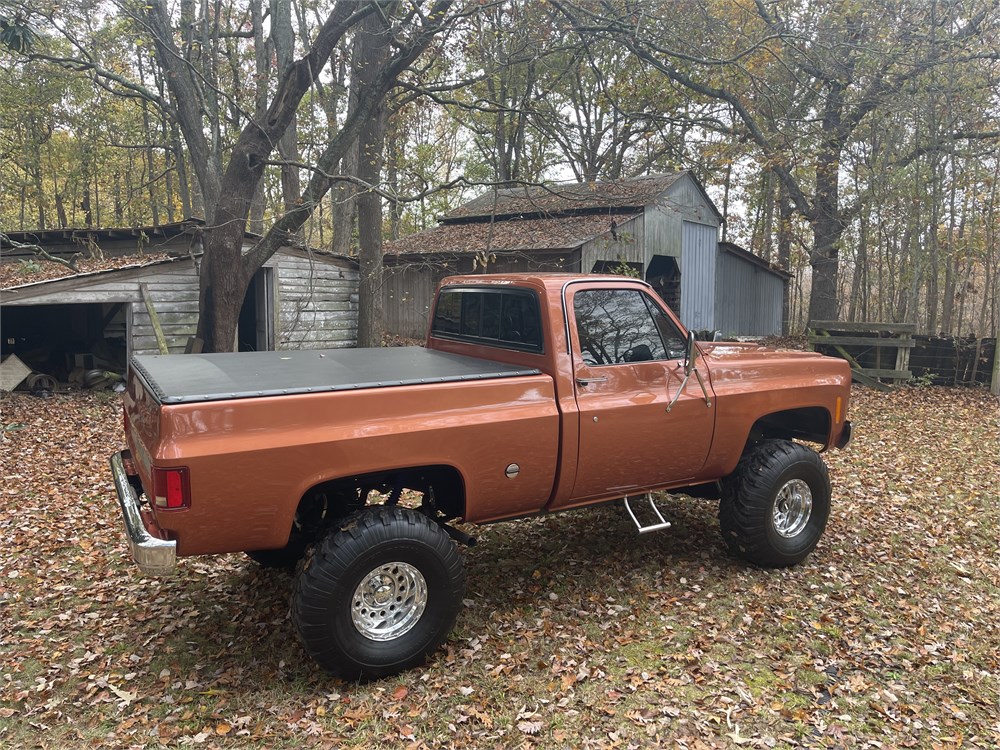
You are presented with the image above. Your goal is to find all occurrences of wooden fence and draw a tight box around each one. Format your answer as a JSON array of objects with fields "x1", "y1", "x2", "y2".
[
  {"x1": 907, "y1": 335, "x2": 996, "y2": 386},
  {"x1": 809, "y1": 321, "x2": 996, "y2": 388}
]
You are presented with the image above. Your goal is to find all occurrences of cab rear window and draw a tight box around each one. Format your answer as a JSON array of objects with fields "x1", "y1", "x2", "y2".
[{"x1": 432, "y1": 287, "x2": 543, "y2": 353}]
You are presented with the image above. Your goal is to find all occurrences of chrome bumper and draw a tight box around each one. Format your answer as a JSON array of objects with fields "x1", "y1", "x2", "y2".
[{"x1": 110, "y1": 451, "x2": 176, "y2": 576}]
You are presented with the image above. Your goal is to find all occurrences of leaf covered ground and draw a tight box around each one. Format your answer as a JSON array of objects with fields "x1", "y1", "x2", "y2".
[{"x1": 1, "y1": 386, "x2": 998, "y2": 749}]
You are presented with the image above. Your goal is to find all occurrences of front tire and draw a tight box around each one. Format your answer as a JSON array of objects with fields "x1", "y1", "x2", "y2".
[
  {"x1": 291, "y1": 506, "x2": 465, "y2": 679},
  {"x1": 720, "y1": 440, "x2": 831, "y2": 567}
]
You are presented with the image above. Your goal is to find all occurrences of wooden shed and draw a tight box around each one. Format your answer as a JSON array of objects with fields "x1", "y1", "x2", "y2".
[
  {"x1": 1, "y1": 221, "x2": 358, "y2": 382},
  {"x1": 383, "y1": 172, "x2": 752, "y2": 338}
]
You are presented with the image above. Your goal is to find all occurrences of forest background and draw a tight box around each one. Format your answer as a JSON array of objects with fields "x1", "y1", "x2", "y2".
[{"x1": 1, "y1": 0, "x2": 998, "y2": 350}]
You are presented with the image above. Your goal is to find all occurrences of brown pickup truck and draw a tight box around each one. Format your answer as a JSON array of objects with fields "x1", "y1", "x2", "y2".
[{"x1": 111, "y1": 273, "x2": 852, "y2": 678}]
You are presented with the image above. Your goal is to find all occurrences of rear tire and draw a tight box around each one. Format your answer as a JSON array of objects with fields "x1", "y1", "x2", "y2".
[
  {"x1": 720, "y1": 440, "x2": 831, "y2": 567},
  {"x1": 291, "y1": 506, "x2": 465, "y2": 679}
]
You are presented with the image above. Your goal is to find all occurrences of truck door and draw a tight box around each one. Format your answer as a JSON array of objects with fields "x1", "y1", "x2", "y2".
[{"x1": 562, "y1": 283, "x2": 715, "y2": 504}]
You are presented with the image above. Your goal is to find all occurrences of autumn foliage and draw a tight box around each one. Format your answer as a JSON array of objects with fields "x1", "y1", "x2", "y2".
[{"x1": 1, "y1": 386, "x2": 998, "y2": 747}]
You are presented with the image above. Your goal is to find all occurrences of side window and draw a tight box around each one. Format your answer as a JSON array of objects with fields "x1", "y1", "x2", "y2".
[
  {"x1": 432, "y1": 288, "x2": 543, "y2": 352},
  {"x1": 648, "y1": 299, "x2": 687, "y2": 360},
  {"x1": 574, "y1": 289, "x2": 683, "y2": 365}
]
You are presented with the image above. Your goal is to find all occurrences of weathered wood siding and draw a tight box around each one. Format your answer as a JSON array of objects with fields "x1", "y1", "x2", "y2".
[
  {"x1": 643, "y1": 175, "x2": 720, "y2": 266},
  {"x1": 1, "y1": 259, "x2": 201, "y2": 356},
  {"x1": 715, "y1": 250, "x2": 784, "y2": 336},
  {"x1": 2, "y1": 251, "x2": 361, "y2": 355},
  {"x1": 579, "y1": 215, "x2": 643, "y2": 274},
  {"x1": 131, "y1": 264, "x2": 201, "y2": 354},
  {"x1": 383, "y1": 251, "x2": 579, "y2": 339},
  {"x1": 383, "y1": 260, "x2": 458, "y2": 340},
  {"x1": 664, "y1": 176, "x2": 721, "y2": 225},
  {"x1": 272, "y1": 252, "x2": 359, "y2": 349},
  {"x1": 643, "y1": 206, "x2": 680, "y2": 261}
]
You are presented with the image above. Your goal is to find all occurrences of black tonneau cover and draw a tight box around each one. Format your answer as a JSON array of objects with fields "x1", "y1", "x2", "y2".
[{"x1": 132, "y1": 348, "x2": 542, "y2": 405}]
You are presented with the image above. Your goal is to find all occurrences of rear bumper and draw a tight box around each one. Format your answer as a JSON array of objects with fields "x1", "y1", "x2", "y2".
[{"x1": 110, "y1": 451, "x2": 176, "y2": 576}]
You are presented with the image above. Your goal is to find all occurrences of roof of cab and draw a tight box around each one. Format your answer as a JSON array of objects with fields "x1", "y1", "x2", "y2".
[{"x1": 439, "y1": 272, "x2": 651, "y2": 294}]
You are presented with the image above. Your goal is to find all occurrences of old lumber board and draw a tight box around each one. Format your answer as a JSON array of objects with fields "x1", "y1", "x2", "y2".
[
  {"x1": 850, "y1": 369, "x2": 892, "y2": 391},
  {"x1": 810, "y1": 320, "x2": 916, "y2": 334},
  {"x1": 860, "y1": 368, "x2": 913, "y2": 379},
  {"x1": 807, "y1": 335, "x2": 915, "y2": 348},
  {"x1": 0, "y1": 354, "x2": 32, "y2": 392},
  {"x1": 810, "y1": 330, "x2": 891, "y2": 391},
  {"x1": 140, "y1": 283, "x2": 170, "y2": 355}
]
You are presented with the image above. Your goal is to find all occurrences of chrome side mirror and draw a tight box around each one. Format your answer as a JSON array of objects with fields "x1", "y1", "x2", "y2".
[{"x1": 669, "y1": 330, "x2": 712, "y2": 412}]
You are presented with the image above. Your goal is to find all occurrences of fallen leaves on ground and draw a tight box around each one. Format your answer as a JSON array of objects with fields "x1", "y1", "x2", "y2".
[{"x1": 0, "y1": 385, "x2": 997, "y2": 749}]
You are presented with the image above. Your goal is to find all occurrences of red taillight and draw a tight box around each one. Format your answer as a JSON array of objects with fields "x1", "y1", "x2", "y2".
[{"x1": 153, "y1": 466, "x2": 190, "y2": 510}]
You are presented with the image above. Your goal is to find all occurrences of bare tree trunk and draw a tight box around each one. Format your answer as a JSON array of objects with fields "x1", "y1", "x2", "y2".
[
  {"x1": 247, "y1": 0, "x2": 269, "y2": 234},
  {"x1": 331, "y1": 143, "x2": 358, "y2": 256},
  {"x1": 32, "y1": 160, "x2": 45, "y2": 229},
  {"x1": 848, "y1": 208, "x2": 868, "y2": 322},
  {"x1": 777, "y1": 180, "x2": 792, "y2": 335},
  {"x1": 272, "y1": 0, "x2": 301, "y2": 225},
  {"x1": 807, "y1": 86, "x2": 846, "y2": 324},
  {"x1": 926, "y1": 159, "x2": 942, "y2": 333},
  {"x1": 941, "y1": 156, "x2": 959, "y2": 334},
  {"x1": 354, "y1": 7, "x2": 393, "y2": 348},
  {"x1": 356, "y1": 111, "x2": 387, "y2": 347},
  {"x1": 136, "y1": 50, "x2": 160, "y2": 226}
]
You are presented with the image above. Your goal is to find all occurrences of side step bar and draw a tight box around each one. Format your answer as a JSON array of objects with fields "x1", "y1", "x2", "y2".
[{"x1": 623, "y1": 494, "x2": 672, "y2": 534}]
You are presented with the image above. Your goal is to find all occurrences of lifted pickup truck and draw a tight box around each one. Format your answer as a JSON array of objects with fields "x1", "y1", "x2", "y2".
[{"x1": 112, "y1": 273, "x2": 852, "y2": 678}]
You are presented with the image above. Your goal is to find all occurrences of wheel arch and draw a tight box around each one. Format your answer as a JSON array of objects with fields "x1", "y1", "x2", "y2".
[
  {"x1": 744, "y1": 406, "x2": 833, "y2": 452},
  {"x1": 278, "y1": 464, "x2": 468, "y2": 544}
]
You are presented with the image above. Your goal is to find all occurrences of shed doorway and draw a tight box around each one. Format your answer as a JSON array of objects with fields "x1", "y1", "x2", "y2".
[
  {"x1": 1, "y1": 302, "x2": 130, "y2": 379},
  {"x1": 238, "y1": 267, "x2": 275, "y2": 352},
  {"x1": 645, "y1": 255, "x2": 681, "y2": 316}
]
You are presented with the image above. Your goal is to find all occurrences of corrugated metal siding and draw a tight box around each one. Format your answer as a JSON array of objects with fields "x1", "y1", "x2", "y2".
[
  {"x1": 273, "y1": 253, "x2": 359, "y2": 349},
  {"x1": 680, "y1": 221, "x2": 718, "y2": 331},
  {"x1": 715, "y1": 251, "x2": 784, "y2": 336}
]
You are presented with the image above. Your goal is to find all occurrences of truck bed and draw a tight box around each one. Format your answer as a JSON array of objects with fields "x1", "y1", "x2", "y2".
[{"x1": 131, "y1": 347, "x2": 542, "y2": 404}]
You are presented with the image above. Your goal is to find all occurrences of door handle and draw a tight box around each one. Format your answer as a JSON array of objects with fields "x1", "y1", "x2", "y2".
[{"x1": 576, "y1": 376, "x2": 608, "y2": 386}]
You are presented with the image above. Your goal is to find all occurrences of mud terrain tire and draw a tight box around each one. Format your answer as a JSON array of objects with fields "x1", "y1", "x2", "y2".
[
  {"x1": 720, "y1": 440, "x2": 831, "y2": 568},
  {"x1": 291, "y1": 506, "x2": 465, "y2": 679}
]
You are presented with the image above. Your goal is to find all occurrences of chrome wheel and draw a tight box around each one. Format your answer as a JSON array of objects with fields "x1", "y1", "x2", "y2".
[
  {"x1": 351, "y1": 562, "x2": 428, "y2": 641},
  {"x1": 772, "y1": 479, "x2": 812, "y2": 538}
]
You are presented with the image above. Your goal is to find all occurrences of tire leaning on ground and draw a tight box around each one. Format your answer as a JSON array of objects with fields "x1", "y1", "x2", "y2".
[
  {"x1": 291, "y1": 506, "x2": 465, "y2": 679},
  {"x1": 719, "y1": 439, "x2": 831, "y2": 568}
]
